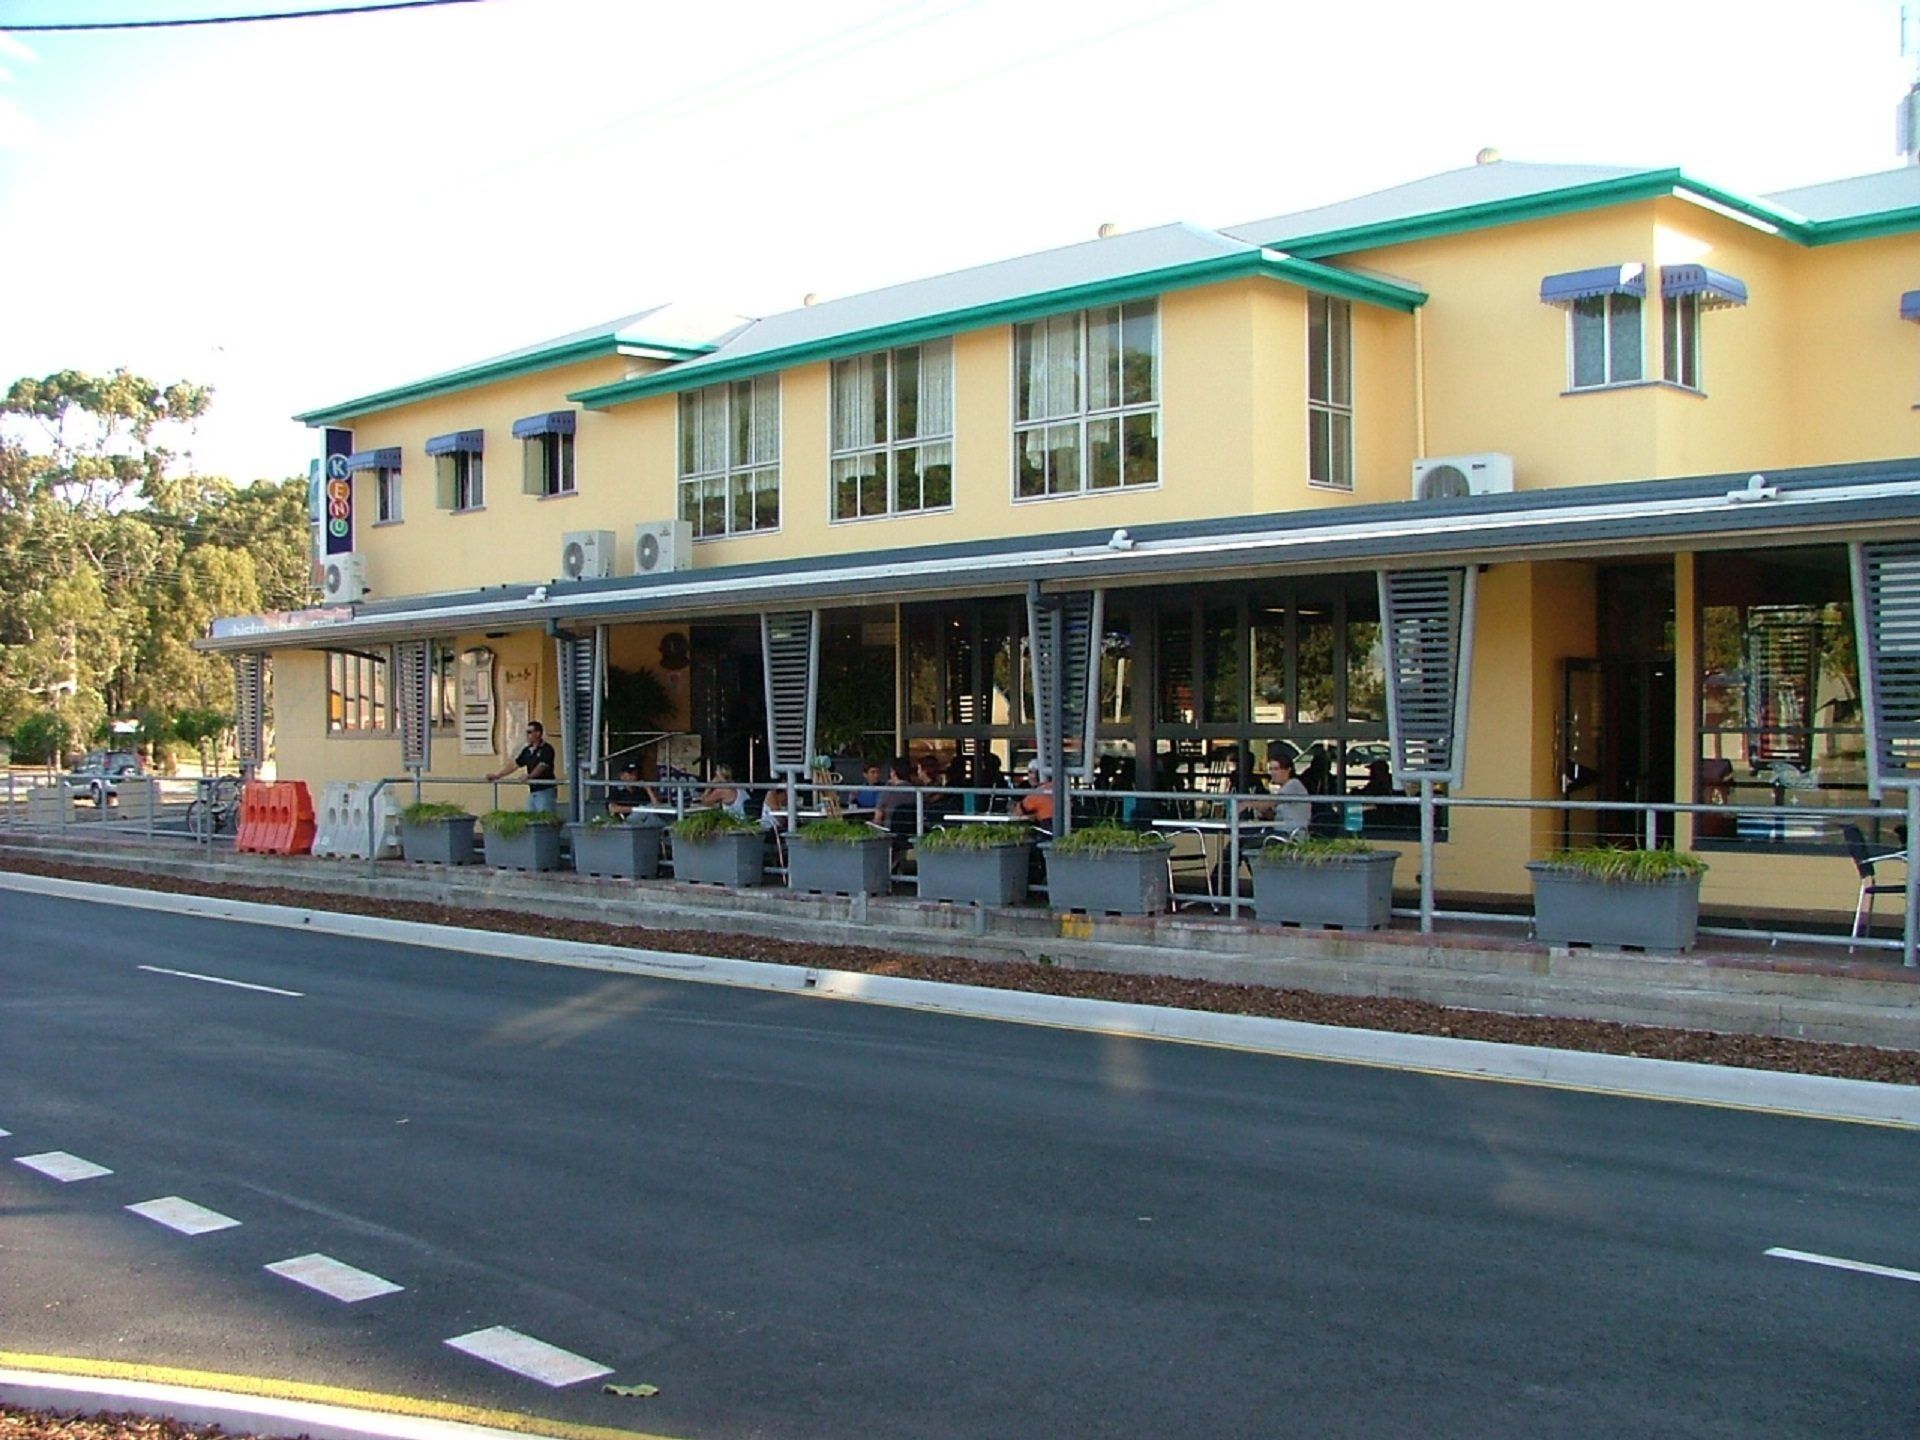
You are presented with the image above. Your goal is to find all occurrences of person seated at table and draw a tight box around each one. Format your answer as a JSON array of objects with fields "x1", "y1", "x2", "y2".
[
  {"x1": 760, "y1": 785, "x2": 790, "y2": 834},
  {"x1": 1251, "y1": 753, "x2": 1311, "y2": 837},
  {"x1": 852, "y1": 760, "x2": 886, "y2": 810},
  {"x1": 972, "y1": 752, "x2": 1008, "y2": 812},
  {"x1": 1013, "y1": 759, "x2": 1055, "y2": 825},
  {"x1": 913, "y1": 754, "x2": 953, "y2": 825},
  {"x1": 698, "y1": 763, "x2": 748, "y2": 818},
  {"x1": 875, "y1": 756, "x2": 919, "y2": 841},
  {"x1": 606, "y1": 763, "x2": 646, "y2": 820}
]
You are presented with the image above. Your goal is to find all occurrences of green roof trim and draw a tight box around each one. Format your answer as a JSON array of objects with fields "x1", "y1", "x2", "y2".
[
  {"x1": 1801, "y1": 203, "x2": 1920, "y2": 246},
  {"x1": 569, "y1": 251, "x2": 1426, "y2": 410},
  {"x1": 293, "y1": 332, "x2": 718, "y2": 426}
]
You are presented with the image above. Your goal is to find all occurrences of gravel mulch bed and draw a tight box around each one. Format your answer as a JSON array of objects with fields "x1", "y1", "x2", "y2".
[
  {"x1": 5, "y1": 852, "x2": 1917, "y2": 1087},
  {"x1": 1, "y1": 1407, "x2": 280, "y2": 1440}
]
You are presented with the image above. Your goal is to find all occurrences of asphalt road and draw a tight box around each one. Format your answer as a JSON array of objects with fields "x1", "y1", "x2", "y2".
[{"x1": 1, "y1": 890, "x2": 1915, "y2": 1439}]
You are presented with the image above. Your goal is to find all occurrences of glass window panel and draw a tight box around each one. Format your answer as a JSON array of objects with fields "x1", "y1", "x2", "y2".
[
  {"x1": 944, "y1": 614, "x2": 976, "y2": 726},
  {"x1": 1121, "y1": 302, "x2": 1157, "y2": 406},
  {"x1": 1327, "y1": 299, "x2": 1351, "y2": 408},
  {"x1": 830, "y1": 358, "x2": 858, "y2": 451},
  {"x1": 1045, "y1": 314, "x2": 1079, "y2": 419},
  {"x1": 919, "y1": 340, "x2": 953, "y2": 438},
  {"x1": 701, "y1": 476, "x2": 726, "y2": 537},
  {"x1": 1014, "y1": 323, "x2": 1040, "y2": 424},
  {"x1": 1122, "y1": 411, "x2": 1157, "y2": 487},
  {"x1": 1253, "y1": 604, "x2": 1287, "y2": 724},
  {"x1": 1087, "y1": 416, "x2": 1121, "y2": 489},
  {"x1": 1203, "y1": 603, "x2": 1242, "y2": 723},
  {"x1": 979, "y1": 604, "x2": 1016, "y2": 728},
  {"x1": 1572, "y1": 299, "x2": 1606, "y2": 388},
  {"x1": 1099, "y1": 604, "x2": 1132, "y2": 725},
  {"x1": 1308, "y1": 295, "x2": 1330, "y2": 404},
  {"x1": 700, "y1": 387, "x2": 726, "y2": 474},
  {"x1": 1309, "y1": 409, "x2": 1331, "y2": 484},
  {"x1": 1158, "y1": 607, "x2": 1195, "y2": 725},
  {"x1": 832, "y1": 457, "x2": 860, "y2": 520},
  {"x1": 730, "y1": 381, "x2": 754, "y2": 467},
  {"x1": 1328, "y1": 411, "x2": 1353, "y2": 489},
  {"x1": 678, "y1": 393, "x2": 697, "y2": 476},
  {"x1": 1346, "y1": 612, "x2": 1385, "y2": 722},
  {"x1": 1608, "y1": 295, "x2": 1642, "y2": 382},
  {"x1": 907, "y1": 610, "x2": 940, "y2": 726},
  {"x1": 1087, "y1": 306, "x2": 1120, "y2": 412},
  {"x1": 895, "y1": 448, "x2": 922, "y2": 512},
  {"x1": 919, "y1": 441, "x2": 952, "y2": 509},
  {"x1": 859, "y1": 457, "x2": 887, "y2": 517},
  {"x1": 678, "y1": 477, "x2": 700, "y2": 530},
  {"x1": 1016, "y1": 428, "x2": 1046, "y2": 498},
  {"x1": 1047, "y1": 423, "x2": 1080, "y2": 495},
  {"x1": 894, "y1": 346, "x2": 920, "y2": 441},
  {"x1": 1296, "y1": 606, "x2": 1335, "y2": 723},
  {"x1": 753, "y1": 470, "x2": 779, "y2": 530}
]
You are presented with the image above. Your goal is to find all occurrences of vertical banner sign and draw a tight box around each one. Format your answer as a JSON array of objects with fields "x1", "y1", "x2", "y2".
[
  {"x1": 233, "y1": 653, "x2": 266, "y2": 772},
  {"x1": 323, "y1": 427, "x2": 354, "y2": 557},
  {"x1": 762, "y1": 610, "x2": 820, "y2": 775},
  {"x1": 394, "y1": 639, "x2": 433, "y2": 773},
  {"x1": 1026, "y1": 589, "x2": 1103, "y2": 781},
  {"x1": 556, "y1": 629, "x2": 603, "y2": 817},
  {"x1": 1378, "y1": 567, "x2": 1478, "y2": 784}
]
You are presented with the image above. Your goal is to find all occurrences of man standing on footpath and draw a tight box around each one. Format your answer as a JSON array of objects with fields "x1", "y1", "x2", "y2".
[{"x1": 489, "y1": 720, "x2": 558, "y2": 814}]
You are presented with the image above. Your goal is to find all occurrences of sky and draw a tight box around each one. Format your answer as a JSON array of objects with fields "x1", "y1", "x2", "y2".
[{"x1": 0, "y1": 0, "x2": 1913, "y2": 484}]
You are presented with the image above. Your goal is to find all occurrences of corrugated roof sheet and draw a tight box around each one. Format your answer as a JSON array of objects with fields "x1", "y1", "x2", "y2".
[{"x1": 1762, "y1": 166, "x2": 1920, "y2": 223}]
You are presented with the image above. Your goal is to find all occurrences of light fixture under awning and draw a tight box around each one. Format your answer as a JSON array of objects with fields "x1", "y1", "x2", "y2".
[
  {"x1": 1539, "y1": 263, "x2": 1645, "y2": 306},
  {"x1": 343, "y1": 447, "x2": 402, "y2": 472},
  {"x1": 1661, "y1": 264, "x2": 1748, "y2": 309},
  {"x1": 424, "y1": 429, "x2": 484, "y2": 456}
]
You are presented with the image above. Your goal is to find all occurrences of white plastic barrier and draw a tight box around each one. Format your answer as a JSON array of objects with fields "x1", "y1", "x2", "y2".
[
  {"x1": 115, "y1": 777, "x2": 157, "y2": 821},
  {"x1": 27, "y1": 786, "x2": 73, "y2": 824},
  {"x1": 311, "y1": 782, "x2": 402, "y2": 860},
  {"x1": 310, "y1": 782, "x2": 353, "y2": 858}
]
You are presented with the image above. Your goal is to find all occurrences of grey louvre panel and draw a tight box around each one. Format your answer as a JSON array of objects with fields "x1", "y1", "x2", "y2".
[
  {"x1": 1027, "y1": 590, "x2": 1104, "y2": 780},
  {"x1": 394, "y1": 638, "x2": 433, "y2": 772},
  {"x1": 233, "y1": 653, "x2": 266, "y2": 767},
  {"x1": 555, "y1": 628, "x2": 602, "y2": 784},
  {"x1": 1851, "y1": 541, "x2": 1920, "y2": 789},
  {"x1": 1379, "y1": 568, "x2": 1477, "y2": 784},
  {"x1": 762, "y1": 610, "x2": 819, "y2": 775}
]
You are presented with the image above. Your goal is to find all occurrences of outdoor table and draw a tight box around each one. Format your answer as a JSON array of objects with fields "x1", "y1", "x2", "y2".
[{"x1": 1152, "y1": 817, "x2": 1275, "y2": 897}]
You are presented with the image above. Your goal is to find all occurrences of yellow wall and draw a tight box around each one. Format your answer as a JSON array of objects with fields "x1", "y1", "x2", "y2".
[{"x1": 1788, "y1": 231, "x2": 1920, "y2": 465}]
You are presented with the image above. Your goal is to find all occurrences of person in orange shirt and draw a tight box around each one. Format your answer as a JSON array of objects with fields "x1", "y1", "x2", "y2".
[{"x1": 1014, "y1": 759, "x2": 1055, "y2": 824}]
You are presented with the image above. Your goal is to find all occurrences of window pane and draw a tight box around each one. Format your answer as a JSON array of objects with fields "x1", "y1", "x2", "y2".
[
  {"x1": 1572, "y1": 299, "x2": 1606, "y2": 388},
  {"x1": 1296, "y1": 605, "x2": 1335, "y2": 723},
  {"x1": 731, "y1": 381, "x2": 754, "y2": 468},
  {"x1": 1046, "y1": 422, "x2": 1080, "y2": 494},
  {"x1": 1309, "y1": 408, "x2": 1331, "y2": 484},
  {"x1": 679, "y1": 478, "x2": 700, "y2": 530},
  {"x1": 1014, "y1": 323, "x2": 1040, "y2": 424},
  {"x1": 944, "y1": 612, "x2": 975, "y2": 725},
  {"x1": 907, "y1": 610, "x2": 939, "y2": 725},
  {"x1": 1158, "y1": 607, "x2": 1195, "y2": 724},
  {"x1": 1346, "y1": 611, "x2": 1385, "y2": 722},
  {"x1": 1122, "y1": 411, "x2": 1158, "y2": 486},
  {"x1": 832, "y1": 456, "x2": 860, "y2": 520},
  {"x1": 1308, "y1": 295, "x2": 1329, "y2": 404},
  {"x1": 919, "y1": 339, "x2": 953, "y2": 437},
  {"x1": 678, "y1": 393, "x2": 697, "y2": 476},
  {"x1": 702, "y1": 476, "x2": 726, "y2": 537},
  {"x1": 700, "y1": 387, "x2": 726, "y2": 473},
  {"x1": 1045, "y1": 314, "x2": 1079, "y2": 418},
  {"x1": 894, "y1": 346, "x2": 920, "y2": 441},
  {"x1": 1329, "y1": 410, "x2": 1352, "y2": 489},
  {"x1": 1016, "y1": 428, "x2": 1046, "y2": 497},
  {"x1": 919, "y1": 441, "x2": 952, "y2": 508},
  {"x1": 1203, "y1": 603, "x2": 1242, "y2": 723},
  {"x1": 1087, "y1": 416, "x2": 1121, "y2": 489},
  {"x1": 859, "y1": 457, "x2": 887, "y2": 517},
  {"x1": 1121, "y1": 301, "x2": 1157, "y2": 406},
  {"x1": 753, "y1": 469, "x2": 779, "y2": 529},
  {"x1": 895, "y1": 448, "x2": 922, "y2": 512},
  {"x1": 1087, "y1": 306, "x2": 1120, "y2": 411},
  {"x1": 1253, "y1": 603, "x2": 1287, "y2": 724},
  {"x1": 1608, "y1": 296, "x2": 1642, "y2": 383},
  {"x1": 559, "y1": 433, "x2": 575, "y2": 492},
  {"x1": 1100, "y1": 604, "x2": 1133, "y2": 725}
]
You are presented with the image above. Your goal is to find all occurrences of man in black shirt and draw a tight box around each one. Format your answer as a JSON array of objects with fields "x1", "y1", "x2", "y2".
[{"x1": 489, "y1": 721, "x2": 558, "y2": 814}]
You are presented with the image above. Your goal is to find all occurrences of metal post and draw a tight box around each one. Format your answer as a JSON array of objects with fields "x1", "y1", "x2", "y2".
[
  {"x1": 1049, "y1": 600, "x2": 1068, "y2": 839},
  {"x1": 1645, "y1": 803, "x2": 1657, "y2": 852},
  {"x1": 367, "y1": 778, "x2": 388, "y2": 881},
  {"x1": 1227, "y1": 794, "x2": 1241, "y2": 921},
  {"x1": 1906, "y1": 785, "x2": 1919, "y2": 969},
  {"x1": 1419, "y1": 779, "x2": 1437, "y2": 934}
]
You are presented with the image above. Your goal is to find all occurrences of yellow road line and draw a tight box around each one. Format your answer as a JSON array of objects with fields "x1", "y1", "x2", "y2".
[{"x1": 0, "y1": 1353, "x2": 685, "y2": 1440}]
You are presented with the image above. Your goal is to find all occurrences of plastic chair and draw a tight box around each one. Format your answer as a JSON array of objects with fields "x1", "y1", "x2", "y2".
[{"x1": 1842, "y1": 824, "x2": 1906, "y2": 949}]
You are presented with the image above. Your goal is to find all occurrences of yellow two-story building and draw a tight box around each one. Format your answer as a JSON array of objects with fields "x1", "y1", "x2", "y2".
[{"x1": 206, "y1": 154, "x2": 1920, "y2": 918}]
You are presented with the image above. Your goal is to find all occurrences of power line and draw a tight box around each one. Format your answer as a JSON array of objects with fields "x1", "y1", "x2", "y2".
[{"x1": 0, "y1": 0, "x2": 482, "y2": 33}]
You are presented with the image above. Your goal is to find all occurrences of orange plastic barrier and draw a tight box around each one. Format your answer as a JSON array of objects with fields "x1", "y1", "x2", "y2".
[
  {"x1": 234, "y1": 782, "x2": 271, "y2": 853},
  {"x1": 233, "y1": 781, "x2": 317, "y2": 855},
  {"x1": 285, "y1": 781, "x2": 316, "y2": 854}
]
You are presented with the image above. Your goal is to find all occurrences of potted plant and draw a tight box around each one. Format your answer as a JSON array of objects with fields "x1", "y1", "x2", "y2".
[
  {"x1": 399, "y1": 801, "x2": 477, "y2": 866},
  {"x1": 787, "y1": 817, "x2": 893, "y2": 897},
  {"x1": 1247, "y1": 835, "x2": 1399, "y2": 931},
  {"x1": 1526, "y1": 847, "x2": 1709, "y2": 952},
  {"x1": 1044, "y1": 822, "x2": 1172, "y2": 917},
  {"x1": 916, "y1": 821, "x2": 1037, "y2": 907},
  {"x1": 668, "y1": 806, "x2": 766, "y2": 887},
  {"x1": 481, "y1": 808, "x2": 564, "y2": 872},
  {"x1": 570, "y1": 812, "x2": 664, "y2": 879}
]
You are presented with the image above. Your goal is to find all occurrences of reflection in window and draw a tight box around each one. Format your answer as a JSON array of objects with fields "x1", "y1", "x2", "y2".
[
  {"x1": 1296, "y1": 607, "x2": 1335, "y2": 723},
  {"x1": 1203, "y1": 604, "x2": 1241, "y2": 723}
]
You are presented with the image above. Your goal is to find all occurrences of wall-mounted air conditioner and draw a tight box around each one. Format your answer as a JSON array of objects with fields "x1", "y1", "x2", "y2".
[
  {"x1": 560, "y1": 530, "x2": 615, "y2": 580},
  {"x1": 632, "y1": 518, "x2": 691, "y2": 576},
  {"x1": 321, "y1": 552, "x2": 365, "y2": 603},
  {"x1": 1411, "y1": 452, "x2": 1515, "y2": 501}
]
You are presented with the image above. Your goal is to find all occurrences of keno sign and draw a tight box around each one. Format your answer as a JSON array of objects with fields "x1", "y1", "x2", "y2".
[{"x1": 323, "y1": 427, "x2": 353, "y2": 556}]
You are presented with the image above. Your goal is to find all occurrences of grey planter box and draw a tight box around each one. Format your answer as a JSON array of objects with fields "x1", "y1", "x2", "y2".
[
  {"x1": 671, "y1": 829, "x2": 766, "y2": 887},
  {"x1": 399, "y1": 815, "x2": 477, "y2": 866},
  {"x1": 789, "y1": 834, "x2": 894, "y2": 896},
  {"x1": 1045, "y1": 845, "x2": 1171, "y2": 917},
  {"x1": 1526, "y1": 864, "x2": 1703, "y2": 952},
  {"x1": 917, "y1": 842, "x2": 1033, "y2": 907},
  {"x1": 570, "y1": 821, "x2": 663, "y2": 879},
  {"x1": 1249, "y1": 851, "x2": 1398, "y2": 930},
  {"x1": 482, "y1": 822, "x2": 564, "y2": 872}
]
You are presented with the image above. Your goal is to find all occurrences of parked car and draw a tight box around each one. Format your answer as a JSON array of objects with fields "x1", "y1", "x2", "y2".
[{"x1": 63, "y1": 750, "x2": 147, "y2": 805}]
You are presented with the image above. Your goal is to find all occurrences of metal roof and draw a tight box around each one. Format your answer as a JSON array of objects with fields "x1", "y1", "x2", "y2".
[
  {"x1": 1762, "y1": 166, "x2": 1920, "y2": 223},
  {"x1": 202, "y1": 458, "x2": 1920, "y2": 653}
]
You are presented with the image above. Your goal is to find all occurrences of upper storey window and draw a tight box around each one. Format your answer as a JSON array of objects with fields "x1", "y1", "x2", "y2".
[
  {"x1": 831, "y1": 341, "x2": 954, "y2": 521},
  {"x1": 427, "y1": 430, "x2": 485, "y2": 512},
  {"x1": 1307, "y1": 294, "x2": 1353, "y2": 490},
  {"x1": 1541, "y1": 264, "x2": 1645, "y2": 390},
  {"x1": 1660, "y1": 266, "x2": 1748, "y2": 392},
  {"x1": 1014, "y1": 301, "x2": 1159, "y2": 499},
  {"x1": 679, "y1": 377, "x2": 780, "y2": 539},
  {"x1": 514, "y1": 412, "x2": 576, "y2": 498}
]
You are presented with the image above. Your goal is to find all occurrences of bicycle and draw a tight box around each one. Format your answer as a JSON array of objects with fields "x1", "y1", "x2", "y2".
[{"x1": 186, "y1": 775, "x2": 244, "y2": 840}]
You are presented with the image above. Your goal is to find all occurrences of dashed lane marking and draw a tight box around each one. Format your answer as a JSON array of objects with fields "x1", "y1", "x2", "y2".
[
  {"x1": 138, "y1": 964, "x2": 303, "y2": 997},
  {"x1": 445, "y1": 1328, "x2": 614, "y2": 1388},
  {"x1": 1766, "y1": 1247, "x2": 1920, "y2": 1284},
  {"x1": 126, "y1": 1196, "x2": 241, "y2": 1235},
  {"x1": 15, "y1": 1152, "x2": 112, "y2": 1182},
  {"x1": 265, "y1": 1253, "x2": 404, "y2": 1303}
]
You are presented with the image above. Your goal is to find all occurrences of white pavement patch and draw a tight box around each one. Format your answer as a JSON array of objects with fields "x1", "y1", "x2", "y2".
[
  {"x1": 5, "y1": 869, "x2": 1918, "y2": 1130},
  {"x1": 445, "y1": 1326, "x2": 614, "y2": 1387},
  {"x1": 126, "y1": 1196, "x2": 241, "y2": 1235},
  {"x1": 1766, "y1": 1247, "x2": 1920, "y2": 1284},
  {"x1": 265, "y1": 1253, "x2": 403, "y2": 1303},
  {"x1": 15, "y1": 1151, "x2": 112, "y2": 1182}
]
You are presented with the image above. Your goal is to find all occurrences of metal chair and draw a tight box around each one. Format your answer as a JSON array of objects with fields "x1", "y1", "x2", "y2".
[{"x1": 1842, "y1": 824, "x2": 1906, "y2": 949}]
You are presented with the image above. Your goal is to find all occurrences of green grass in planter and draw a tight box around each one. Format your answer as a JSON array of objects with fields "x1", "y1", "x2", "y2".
[
  {"x1": 1049, "y1": 821, "x2": 1170, "y2": 854},
  {"x1": 583, "y1": 813, "x2": 635, "y2": 829},
  {"x1": 795, "y1": 817, "x2": 883, "y2": 844},
  {"x1": 1255, "y1": 835, "x2": 1383, "y2": 865},
  {"x1": 670, "y1": 807, "x2": 762, "y2": 841},
  {"x1": 1537, "y1": 846, "x2": 1707, "y2": 882},
  {"x1": 402, "y1": 801, "x2": 471, "y2": 824},
  {"x1": 482, "y1": 809, "x2": 561, "y2": 836},
  {"x1": 918, "y1": 822, "x2": 1035, "y2": 851}
]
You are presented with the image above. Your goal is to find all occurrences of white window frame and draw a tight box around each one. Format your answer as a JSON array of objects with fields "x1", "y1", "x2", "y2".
[
  {"x1": 1307, "y1": 293, "x2": 1354, "y2": 491},
  {"x1": 677, "y1": 377, "x2": 781, "y2": 540},
  {"x1": 830, "y1": 341, "x2": 955, "y2": 523},
  {"x1": 1566, "y1": 293, "x2": 1644, "y2": 390},
  {"x1": 436, "y1": 451, "x2": 484, "y2": 512},
  {"x1": 1012, "y1": 300, "x2": 1160, "y2": 503},
  {"x1": 524, "y1": 432, "x2": 576, "y2": 498},
  {"x1": 374, "y1": 466, "x2": 402, "y2": 524},
  {"x1": 1663, "y1": 292, "x2": 1702, "y2": 391},
  {"x1": 326, "y1": 647, "x2": 391, "y2": 734}
]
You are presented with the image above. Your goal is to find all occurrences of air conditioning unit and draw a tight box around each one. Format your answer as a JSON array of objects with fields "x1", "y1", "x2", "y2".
[
  {"x1": 560, "y1": 530, "x2": 615, "y2": 581},
  {"x1": 1412, "y1": 452, "x2": 1514, "y2": 501},
  {"x1": 321, "y1": 552, "x2": 365, "y2": 603},
  {"x1": 632, "y1": 518, "x2": 691, "y2": 576}
]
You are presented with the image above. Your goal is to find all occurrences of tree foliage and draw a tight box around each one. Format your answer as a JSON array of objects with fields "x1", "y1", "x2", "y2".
[{"x1": 0, "y1": 369, "x2": 310, "y2": 764}]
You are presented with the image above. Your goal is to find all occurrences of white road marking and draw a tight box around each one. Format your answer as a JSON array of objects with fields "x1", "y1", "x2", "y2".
[
  {"x1": 1767, "y1": 1247, "x2": 1920, "y2": 1284},
  {"x1": 15, "y1": 1151, "x2": 112, "y2": 1182},
  {"x1": 138, "y1": 965, "x2": 303, "y2": 997},
  {"x1": 444, "y1": 1327, "x2": 614, "y2": 1387},
  {"x1": 265, "y1": 1253, "x2": 403, "y2": 1302},
  {"x1": 126, "y1": 1196, "x2": 241, "y2": 1235},
  {"x1": 0, "y1": 1127, "x2": 10, "y2": 1137}
]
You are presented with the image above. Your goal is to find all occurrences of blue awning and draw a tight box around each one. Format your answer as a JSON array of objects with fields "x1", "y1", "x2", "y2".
[
  {"x1": 1902, "y1": 291, "x2": 1920, "y2": 323},
  {"x1": 512, "y1": 410, "x2": 577, "y2": 439},
  {"x1": 424, "y1": 429, "x2": 485, "y2": 456},
  {"x1": 1661, "y1": 265, "x2": 1748, "y2": 310},
  {"x1": 1539, "y1": 263, "x2": 1645, "y2": 306},
  {"x1": 343, "y1": 447, "x2": 401, "y2": 472}
]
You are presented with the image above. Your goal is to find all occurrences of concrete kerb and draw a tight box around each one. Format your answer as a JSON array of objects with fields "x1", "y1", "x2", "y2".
[{"x1": 3, "y1": 869, "x2": 1915, "y2": 1130}]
